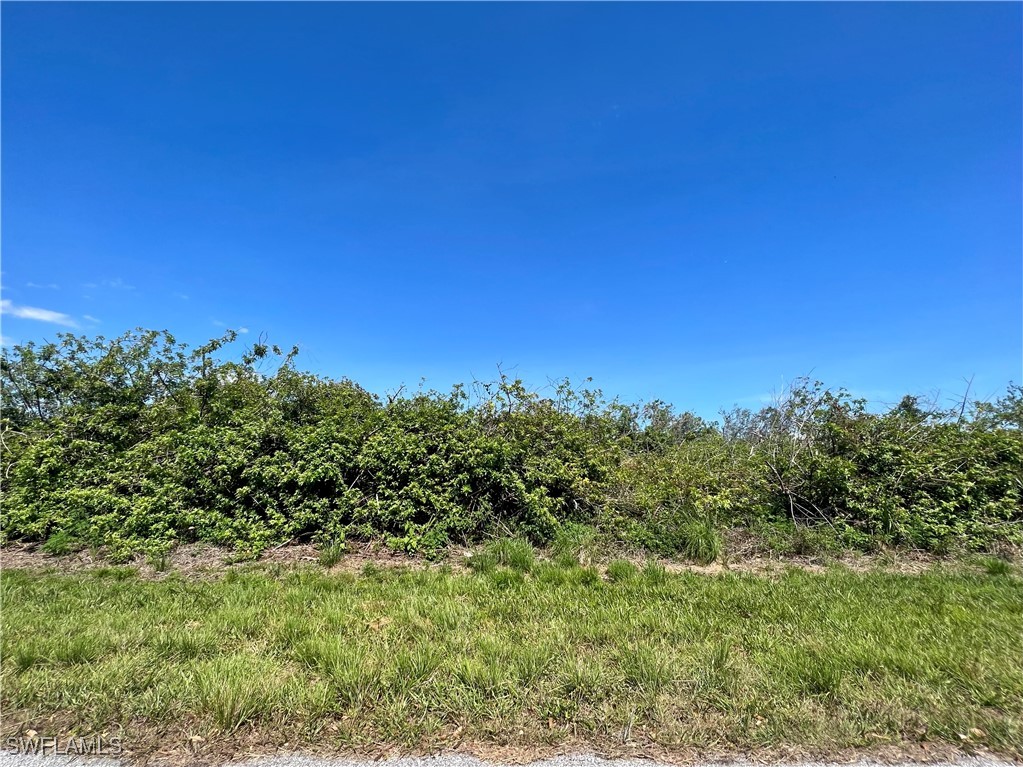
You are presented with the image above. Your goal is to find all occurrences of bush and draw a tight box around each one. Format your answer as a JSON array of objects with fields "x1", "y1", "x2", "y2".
[{"x1": 1, "y1": 331, "x2": 1020, "y2": 558}]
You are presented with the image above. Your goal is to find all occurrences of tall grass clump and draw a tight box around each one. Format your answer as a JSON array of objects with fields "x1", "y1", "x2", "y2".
[
  {"x1": 482, "y1": 538, "x2": 536, "y2": 572},
  {"x1": 606, "y1": 559, "x2": 639, "y2": 583},
  {"x1": 318, "y1": 539, "x2": 347, "y2": 568},
  {"x1": 191, "y1": 655, "x2": 279, "y2": 732},
  {"x1": 678, "y1": 518, "x2": 723, "y2": 564}
]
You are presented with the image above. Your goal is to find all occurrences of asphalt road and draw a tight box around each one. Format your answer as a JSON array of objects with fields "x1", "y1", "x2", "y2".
[{"x1": 0, "y1": 754, "x2": 1016, "y2": 767}]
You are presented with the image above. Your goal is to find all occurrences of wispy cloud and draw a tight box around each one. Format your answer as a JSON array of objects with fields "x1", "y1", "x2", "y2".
[
  {"x1": 736, "y1": 392, "x2": 778, "y2": 406},
  {"x1": 0, "y1": 335, "x2": 13, "y2": 347},
  {"x1": 83, "y1": 278, "x2": 135, "y2": 291},
  {"x1": 213, "y1": 320, "x2": 248, "y2": 334},
  {"x1": 83, "y1": 314, "x2": 101, "y2": 324},
  {"x1": 26, "y1": 282, "x2": 59, "y2": 290},
  {"x1": 0, "y1": 299, "x2": 78, "y2": 327},
  {"x1": 173, "y1": 293, "x2": 189, "y2": 301}
]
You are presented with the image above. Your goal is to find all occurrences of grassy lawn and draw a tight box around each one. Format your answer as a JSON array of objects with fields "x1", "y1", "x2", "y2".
[{"x1": 1, "y1": 554, "x2": 1021, "y2": 760}]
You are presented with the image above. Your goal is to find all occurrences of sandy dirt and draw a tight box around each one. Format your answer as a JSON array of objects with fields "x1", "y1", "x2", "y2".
[{"x1": 0, "y1": 539, "x2": 988, "y2": 581}]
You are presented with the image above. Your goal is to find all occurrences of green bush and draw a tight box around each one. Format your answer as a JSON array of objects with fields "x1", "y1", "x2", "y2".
[{"x1": 1, "y1": 331, "x2": 1020, "y2": 558}]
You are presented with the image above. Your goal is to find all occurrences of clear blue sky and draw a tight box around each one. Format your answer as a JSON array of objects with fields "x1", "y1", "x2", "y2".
[{"x1": 2, "y1": 3, "x2": 1020, "y2": 417}]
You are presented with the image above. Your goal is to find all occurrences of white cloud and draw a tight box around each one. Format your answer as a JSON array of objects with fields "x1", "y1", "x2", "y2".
[
  {"x1": 0, "y1": 335, "x2": 13, "y2": 347},
  {"x1": 173, "y1": 293, "x2": 189, "y2": 301},
  {"x1": 0, "y1": 299, "x2": 78, "y2": 327},
  {"x1": 83, "y1": 278, "x2": 134, "y2": 291},
  {"x1": 212, "y1": 320, "x2": 248, "y2": 334},
  {"x1": 83, "y1": 315, "x2": 101, "y2": 323},
  {"x1": 27, "y1": 282, "x2": 59, "y2": 290},
  {"x1": 736, "y1": 392, "x2": 778, "y2": 406}
]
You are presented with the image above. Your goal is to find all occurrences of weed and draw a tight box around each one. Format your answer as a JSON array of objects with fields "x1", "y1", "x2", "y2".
[
  {"x1": 318, "y1": 540, "x2": 347, "y2": 568},
  {"x1": 152, "y1": 629, "x2": 217, "y2": 661},
  {"x1": 41, "y1": 530, "x2": 79, "y2": 556},
  {"x1": 571, "y1": 566, "x2": 603, "y2": 588},
  {"x1": 92, "y1": 567, "x2": 136, "y2": 581},
  {"x1": 51, "y1": 634, "x2": 106, "y2": 665},
  {"x1": 489, "y1": 568, "x2": 526, "y2": 588},
  {"x1": 465, "y1": 551, "x2": 496, "y2": 574},
  {"x1": 391, "y1": 645, "x2": 443, "y2": 686},
  {"x1": 621, "y1": 644, "x2": 671, "y2": 692},
  {"x1": 11, "y1": 642, "x2": 43, "y2": 673},
  {"x1": 784, "y1": 650, "x2": 845, "y2": 699},
  {"x1": 533, "y1": 561, "x2": 569, "y2": 585},
  {"x1": 191, "y1": 655, "x2": 277, "y2": 731},
  {"x1": 148, "y1": 550, "x2": 171, "y2": 572},
  {"x1": 296, "y1": 640, "x2": 378, "y2": 707},
  {"x1": 559, "y1": 657, "x2": 604, "y2": 700}
]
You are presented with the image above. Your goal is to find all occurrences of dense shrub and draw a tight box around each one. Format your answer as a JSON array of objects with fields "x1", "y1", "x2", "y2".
[{"x1": 2, "y1": 330, "x2": 1020, "y2": 558}]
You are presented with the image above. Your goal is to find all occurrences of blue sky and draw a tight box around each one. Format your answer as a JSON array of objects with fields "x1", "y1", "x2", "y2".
[{"x1": 2, "y1": 3, "x2": 1020, "y2": 417}]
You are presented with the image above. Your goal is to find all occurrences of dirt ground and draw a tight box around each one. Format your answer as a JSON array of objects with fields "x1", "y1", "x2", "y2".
[
  {"x1": 0, "y1": 708, "x2": 994, "y2": 767},
  {"x1": 0, "y1": 538, "x2": 991, "y2": 581}
]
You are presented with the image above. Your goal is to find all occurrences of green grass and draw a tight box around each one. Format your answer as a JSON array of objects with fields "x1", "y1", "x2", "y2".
[
  {"x1": 483, "y1": 537, "x2": 536, "y2": 572},
  {"x1": 678, "y1": 518, "x2": 723, "y2": 564},
  {"x1": 606, "y1": 559, "x2": 639, "y2": 583},
  {"x1": 317, "y1": 540, "x2": 347, "y2": 567},
  {"x1": 2, "y1": 560, "x2": 1021, "y2": 759},
  {"x1": 549, "y1": 522, "x2": 598, "y2": 567},
  {"x1": 980, "y1": 556, "x2": 1015, "y2": 577}
]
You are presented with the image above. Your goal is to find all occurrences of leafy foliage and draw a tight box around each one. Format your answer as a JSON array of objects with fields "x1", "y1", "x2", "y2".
[{"x1": 2, "y1": 330, "x2": 1020, "y2": 557}]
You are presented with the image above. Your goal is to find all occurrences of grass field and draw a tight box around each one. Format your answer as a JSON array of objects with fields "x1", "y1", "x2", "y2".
[{"x1": 1, "y1": 549, "x2": 1021, "y2": 761}]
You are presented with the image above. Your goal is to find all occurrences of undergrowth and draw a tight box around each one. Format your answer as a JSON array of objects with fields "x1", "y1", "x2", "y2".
[{"x1": 2, "y1": 329, "x2": 1021, "y2": 560}]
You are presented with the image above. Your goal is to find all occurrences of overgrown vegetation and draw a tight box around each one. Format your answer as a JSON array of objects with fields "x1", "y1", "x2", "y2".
[
  {"x1": 2, "y1": 562, "x2": 1020, "y2": 758},
  {"x1": 2, "y1": 329, "x2": 1021, "y2": 560}
]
